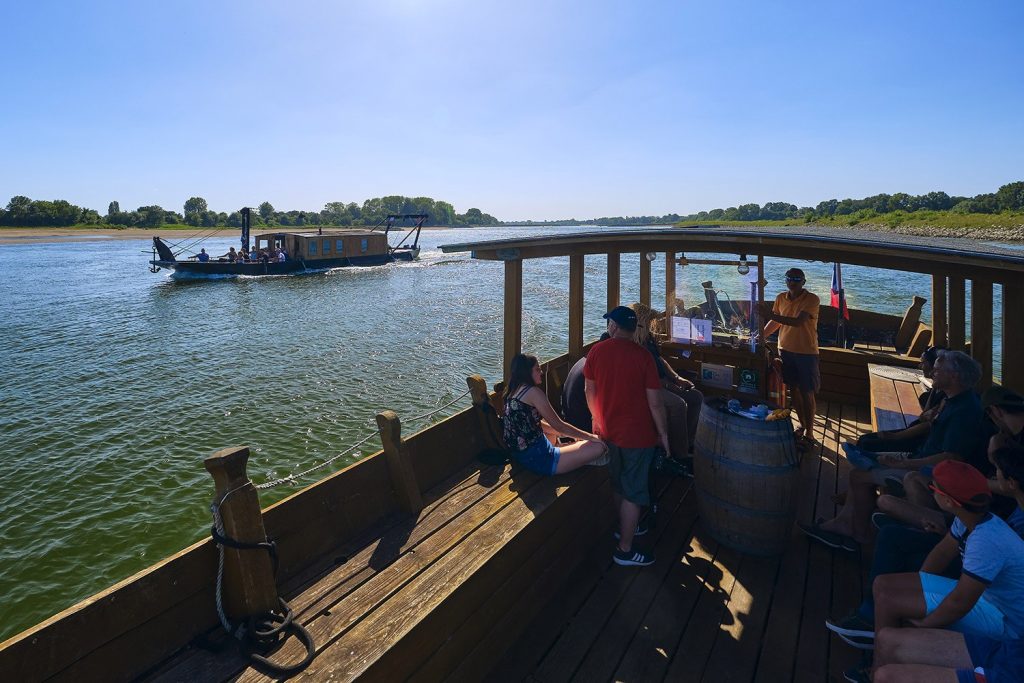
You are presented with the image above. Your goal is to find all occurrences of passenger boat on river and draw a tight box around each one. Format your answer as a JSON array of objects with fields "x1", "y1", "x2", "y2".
[
  {"x1": 5, "y1": 226, "x2": 1024, "y2": 682},
  {"x1": 148, "y1": 209, "x2": 424, "y2": 276}
]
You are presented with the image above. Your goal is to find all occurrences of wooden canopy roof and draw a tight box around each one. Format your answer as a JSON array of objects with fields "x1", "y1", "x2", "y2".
[{"x1": 440, "y1": 226, "x2": 1024, "y2": 282}]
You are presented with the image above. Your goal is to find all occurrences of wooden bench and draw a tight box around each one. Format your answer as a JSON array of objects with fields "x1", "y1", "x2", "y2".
[
  {"x1": 142, "y1": 458, "x2": 613, "y2": 682},
  {"x1": 867, "y1": 363, "x2": 924, "y2": 432}
]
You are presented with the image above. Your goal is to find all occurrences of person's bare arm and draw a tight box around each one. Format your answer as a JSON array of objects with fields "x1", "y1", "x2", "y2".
[
  {"x1": 525, "y1": 388, "x2": 601, "y2": 442},
  {"x1": 646, "y1": 388, "x2": 670, "y2": 455},
  {"x1": 584, "y1": 379, "x2": 602, "y2": 435},
  {"x1": 920, "y1": 533, "x2": 959, "y2": 575},
  {"x1": 879, "y1": 451, "x2": 956, "y2": 470}
]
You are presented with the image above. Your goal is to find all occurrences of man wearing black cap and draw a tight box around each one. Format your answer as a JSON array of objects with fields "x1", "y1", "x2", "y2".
[
  {"x1": 983, "y1": 385, "x2": 1024, "y2": 445},
  {"x1": 584, "y1": 306, "x2": 670, "y2": 567},
  {"x1": 760, "y1": 267, "x2": 820, "y2": 449}
]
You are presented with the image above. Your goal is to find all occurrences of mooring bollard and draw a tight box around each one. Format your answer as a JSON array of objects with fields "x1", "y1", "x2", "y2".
[
  {"x1": 376, "y1": 411, "x2": 424, "y2": 514},
  {"x1": 467, "y1": 374, "x2": 504, "y2": 451},
  {"x1": 204, "y1": 446, "x2": 279, "y2": 620}
]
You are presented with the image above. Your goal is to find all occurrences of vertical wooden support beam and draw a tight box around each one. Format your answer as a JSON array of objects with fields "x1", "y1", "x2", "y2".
[
  {"x1": 569, "y1": 253, "x2": 585, "y2": 363},
  {"x1": 639, "y1": 253, "x2": 651, "y2": 308},
  {"x1": 606, "y1": 252, "x2": 620, "y2": 311},
  {"x1": 376, "y1": 410, "x2": 424, "y2": 514},
  {"x1": 932, "y1": 275, "x2": 948, "y2": 348},
  {"x1": 948, "y1": 276, "x2": 966, "y2": 350},
  {"x1": 665, "y1": 252, "x2": 676, "y2": 322},
  {"x1": 204, "y1": 446, "x2": 279, "y2": 619},
  {"x1": 1003, "y1": 284, "x2": 1024, "y2": 389},
  {"x1": 503, "y1": 258, "x2": 522, "y2": 380},
  {"x1": 971, "y1": 280, "x2": 993, "y2": 389},
  {"x1": 757, "y1": 255, "x2": 766, "y2": 303}
]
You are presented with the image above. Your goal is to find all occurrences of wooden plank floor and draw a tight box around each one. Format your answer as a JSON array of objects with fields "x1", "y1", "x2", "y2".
[{"x1": 488, "y1": 400, "x2": 870, "y2": 683}]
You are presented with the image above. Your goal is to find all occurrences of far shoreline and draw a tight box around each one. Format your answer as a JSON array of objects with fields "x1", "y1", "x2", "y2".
[{"x1": 1, "y1": 221, "x2": 1023, "y2": 246}]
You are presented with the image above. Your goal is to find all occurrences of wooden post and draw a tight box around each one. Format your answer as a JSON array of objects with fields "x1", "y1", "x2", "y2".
[
  {"x1": 639, "y1": 253, "x2": 651, "y2": 308},
  {"x1": 606, "y1": 252, "x2": 620, "y2": 311},
  {"x1": 757, "y1": 255, "x2": 766, "y2": 303},
  {"x1": 467, "y1": 374, "x2": 503, "y2": 450},
  {"x1": 932, "y1": 275, "x2": 948, "y2": 348},
  {"x1": 203, "y1": 446, "x2": 279, "y2": 619},
  {"x1": 1003, "y1": 284, "x2": 1024, "y2": 389},
  {"x1": 569, "y1": 253, "x2": 584, "y2": 363},
  {"x1": 948, "y1": 276, "x2": 966, "y2": 351},
  {"x1": 665, "y1": 251, "x2": 676, "y2": 326},
  {"x1": 970, "y1": 280, "x2": 993, "y2": 390},
  {"x1": 503, "y1": 259, "x2": 522, "y2": 381},
  {"x1": 376, "y1": 411, "x2": 424, "y2": 514}
]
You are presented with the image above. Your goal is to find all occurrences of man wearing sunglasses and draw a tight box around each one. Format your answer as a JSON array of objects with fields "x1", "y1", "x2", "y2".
[{"x1": 760, "y1": 267, "x2": 820, "y2": 449}]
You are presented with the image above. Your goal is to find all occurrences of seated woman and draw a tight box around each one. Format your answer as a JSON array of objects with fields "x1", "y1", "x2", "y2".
[{"x1": 503, "y1": 353, "x2": 608, "y2": 475}]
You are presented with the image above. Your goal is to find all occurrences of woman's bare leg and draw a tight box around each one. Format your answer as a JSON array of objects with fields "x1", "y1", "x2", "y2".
[{"x1": 555, "y1": 440, "x2": 608, "y2": 473}]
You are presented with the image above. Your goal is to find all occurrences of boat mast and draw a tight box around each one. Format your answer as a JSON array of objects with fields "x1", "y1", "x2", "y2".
[{"x1": 241, "y1": 207, "x2": 251, "y2": 253}]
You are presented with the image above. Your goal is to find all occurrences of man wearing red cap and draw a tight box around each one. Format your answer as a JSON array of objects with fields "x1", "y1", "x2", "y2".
[
  {"x1": 868, "y1": 444, "x2": 1024, "y2": 683},
  {"x1": 872, "y1": 460, "x2": 1024, "y2": 644}
]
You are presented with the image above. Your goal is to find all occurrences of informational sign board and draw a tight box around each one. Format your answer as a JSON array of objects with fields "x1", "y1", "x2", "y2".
[
  {"x1": 671, "y1": 316, "x2": 712, "y2": 345},
  {"x1": 700, "y1": 362, "x2": 734, "y2": 389}
]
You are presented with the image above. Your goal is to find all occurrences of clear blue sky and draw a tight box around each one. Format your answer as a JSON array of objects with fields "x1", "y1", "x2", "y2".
[{"x1": 2, "y1": 1, "x2": 1022, "y2": 221}]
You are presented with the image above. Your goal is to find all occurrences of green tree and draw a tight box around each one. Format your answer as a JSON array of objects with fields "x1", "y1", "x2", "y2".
[
  {"x1": 183, "y1": 197, "x2": 208, "y2": 226},
  {"x1": 107, "y1": 201, "x2": 120, "y2": 217},
  {"x1": 258, "y1": 201, "x2": 275, "y2": 222}
]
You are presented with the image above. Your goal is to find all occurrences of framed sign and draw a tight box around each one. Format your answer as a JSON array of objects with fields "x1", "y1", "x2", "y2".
[{"x1": 700, "y1": 362, "x2": 734, "y2": 389}]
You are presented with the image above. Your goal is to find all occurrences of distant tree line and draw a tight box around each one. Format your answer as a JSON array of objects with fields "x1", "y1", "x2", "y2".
[
  {"x1": 681, "y1": 181, "x2": 1024, "y2": 223},
  {"x1": 502, "y1": 214, "x2": 683, "y2": 227},
  {"x1": 0, "y1": 195, "x2": 499, "y2": 228}
]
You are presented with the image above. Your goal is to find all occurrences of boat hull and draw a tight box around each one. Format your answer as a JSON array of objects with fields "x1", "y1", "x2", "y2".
[{"x1": 150, "y1": 248, "x2": 417, "y2": 276}]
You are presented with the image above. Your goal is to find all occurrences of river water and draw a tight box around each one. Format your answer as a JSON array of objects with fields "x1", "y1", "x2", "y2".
[{"x1": 0, "y1": 226, "x2": 1004, "y2": 641}]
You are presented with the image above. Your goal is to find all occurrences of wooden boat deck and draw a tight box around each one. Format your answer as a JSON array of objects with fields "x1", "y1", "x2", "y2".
[
  {"x1": 489, "y1": 399, "x2": 870, "y2": 683},
  {"x1": 142, "y1": 399, "x2": 869, "y2": 682}
]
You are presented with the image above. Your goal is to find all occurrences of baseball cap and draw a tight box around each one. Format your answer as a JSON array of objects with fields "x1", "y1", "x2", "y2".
[
  {"x1": 981, "y1": 385, "x2": 1024, "y2": 411},
  {"x1": 603, "y1": 306, "x2": 638, "y2": 332},
  {"x1": 930, "y1": 460, "x2": 991, "y2": 508}
]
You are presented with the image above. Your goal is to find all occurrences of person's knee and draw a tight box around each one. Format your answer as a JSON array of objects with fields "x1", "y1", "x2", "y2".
[
  {"x1": 872, "y1": 664, "x2": 899, "y2": 683},
  {"x1": 873, "y1": 574, "x2": 896, "y2": 603}
]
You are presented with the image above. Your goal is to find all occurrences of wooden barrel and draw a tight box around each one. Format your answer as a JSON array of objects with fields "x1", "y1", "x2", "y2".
[{"x1": 693, "y1": 402, "x2": 801, "y2": 556}]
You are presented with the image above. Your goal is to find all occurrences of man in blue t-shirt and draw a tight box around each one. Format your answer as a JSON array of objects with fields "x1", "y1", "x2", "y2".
[
  {"x1": 873, "y1": 460, "x2": 1024, "y2": 643},
  {"x1": 865, "y1": 447, "x2": 1024, "y2": 683}
]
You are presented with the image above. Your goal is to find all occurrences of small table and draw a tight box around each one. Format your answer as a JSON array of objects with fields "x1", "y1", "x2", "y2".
[{"x1": 867, "y1": 363, "x2": 925, "y2": 432}]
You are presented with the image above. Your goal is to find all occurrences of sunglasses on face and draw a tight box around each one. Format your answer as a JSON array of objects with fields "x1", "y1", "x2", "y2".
[
  {"x1": 928, "y1": 482, "x2": 964, "y2": 506},
  {"x1": 785, "y1": 277, "x2": 804, "y2": 283}
]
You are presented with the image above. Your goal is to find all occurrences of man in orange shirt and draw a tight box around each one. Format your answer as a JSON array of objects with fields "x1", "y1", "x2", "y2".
[{"x1": 761, "y1": 268, "x2": 820, "y2": 448}]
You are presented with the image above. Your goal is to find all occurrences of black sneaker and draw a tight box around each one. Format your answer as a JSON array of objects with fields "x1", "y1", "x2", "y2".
[
  {"x1": 614, "y1": 518, "x2": 650, "y2": 540},
  {"x1": 871, "y1": 511, "x2": 902, "y2": 531},
  {"x1": 842, "y1": 664, "x2": 871, "y2": 683},
  {"x1": 613, "y1": 548, "x2": 655, "y2": 566},
  {"x1": 797, "y1": 523, "x2": 858, "y2": 553},
  {"x1": 825, "y1": 612, "x2": 875, "y2": 649}
]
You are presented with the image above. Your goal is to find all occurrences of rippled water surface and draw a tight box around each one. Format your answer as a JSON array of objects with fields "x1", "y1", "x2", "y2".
[{"x1": 0, "y1": 226, "x2": 1004, "y2": 640}]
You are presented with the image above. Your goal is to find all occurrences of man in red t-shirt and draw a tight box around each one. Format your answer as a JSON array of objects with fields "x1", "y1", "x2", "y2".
[{"x1": 584, "y1": 306, "x2": 670, "y2": 567}]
